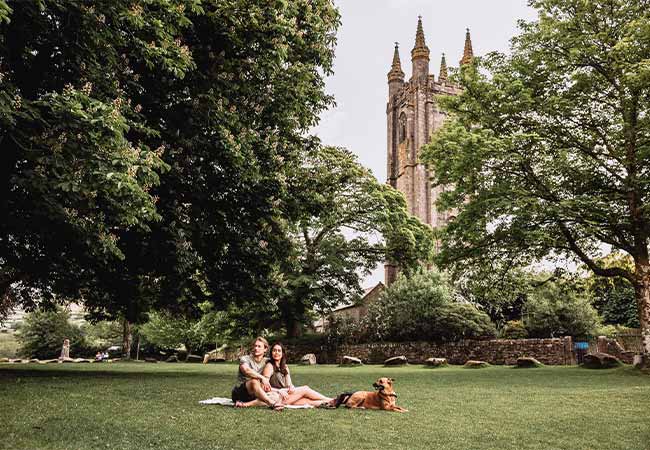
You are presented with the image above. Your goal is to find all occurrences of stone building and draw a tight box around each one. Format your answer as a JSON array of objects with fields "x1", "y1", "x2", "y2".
[{"x1": 385, "y1": 17, "x2": 474, "y2": 285}]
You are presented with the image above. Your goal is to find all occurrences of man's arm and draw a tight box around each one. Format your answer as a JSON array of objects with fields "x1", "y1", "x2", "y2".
[{"x1": 240, "y1": 364, "x2": 271, "y2": 391}]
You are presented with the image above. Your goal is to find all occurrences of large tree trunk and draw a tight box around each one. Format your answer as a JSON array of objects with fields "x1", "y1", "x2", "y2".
[
  {"x1": 122, "y1": 318, "x2": 133, "y2": 360},
  {"x1": 634, "y1": 261, "x2": 650, "y2": 365}
]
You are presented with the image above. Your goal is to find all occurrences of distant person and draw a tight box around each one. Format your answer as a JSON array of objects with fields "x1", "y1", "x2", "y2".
[
  {"x1": 59, "y1": 339, "x2": 70, "y2": 360},
  {"x1": 231, "y1": 337, "x2": 284, "y2": 410}
]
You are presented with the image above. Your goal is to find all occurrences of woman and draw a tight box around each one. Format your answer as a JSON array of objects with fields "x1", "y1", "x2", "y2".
[
  {"x1": 234, "y1": 342, "x2": 334, "y2": 408},
  {"x1": 265, "y1": 342, "x2": 335, "y2": 407}
]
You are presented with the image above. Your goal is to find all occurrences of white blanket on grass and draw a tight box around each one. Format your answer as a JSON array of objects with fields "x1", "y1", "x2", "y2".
[{"x1": 199, "y1": 397, "x2": 313, "y2": 409}]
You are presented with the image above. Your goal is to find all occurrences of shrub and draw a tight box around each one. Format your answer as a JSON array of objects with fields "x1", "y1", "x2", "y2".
[
  {"x1": 500, "y1": 320, "x2": 529, "y2": 339},
  {"x1": 366, "y1": 270, "x2": 496, "y2": 342},
  {"x1": 524, "y1": 281, "x2": 600, "y2": 338},
  {"x1": 17, "y1": 308, "x2": 89, "y2": 359}
]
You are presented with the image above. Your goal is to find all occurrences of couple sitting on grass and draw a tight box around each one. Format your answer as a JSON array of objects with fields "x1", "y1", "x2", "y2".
[{"x1": 231, "y1": 336, "x2": 335, "y2": 411}]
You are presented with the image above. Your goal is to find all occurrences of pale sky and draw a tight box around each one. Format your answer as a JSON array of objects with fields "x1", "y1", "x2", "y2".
[{"x1": 312, "y1": 0, "x2": 538, "y2": 288}]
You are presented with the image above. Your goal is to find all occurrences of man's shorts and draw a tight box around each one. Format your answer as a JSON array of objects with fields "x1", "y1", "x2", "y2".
[{"x1": 231, "y1": 382, "x2": 256, "y2": 402}]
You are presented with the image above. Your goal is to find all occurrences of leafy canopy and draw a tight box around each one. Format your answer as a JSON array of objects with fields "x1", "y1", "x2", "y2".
[{"x1": 421, "y1": 0, "x2": 650, "y2": 353}]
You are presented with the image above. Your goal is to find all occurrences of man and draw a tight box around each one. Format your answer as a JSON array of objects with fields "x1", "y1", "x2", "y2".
[{"x1": 231, "y1": 337, "x2": 283, "y2": 410}]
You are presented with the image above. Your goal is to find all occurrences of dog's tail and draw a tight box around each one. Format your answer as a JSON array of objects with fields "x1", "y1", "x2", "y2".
[{"x1": 334, "y1": 392, "x2": 355, "y2": 408}]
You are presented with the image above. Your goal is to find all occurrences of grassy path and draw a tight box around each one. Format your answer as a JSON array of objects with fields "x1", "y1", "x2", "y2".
[{"x1": 1, "y1": 363, "x2": 649, "y2": 450}]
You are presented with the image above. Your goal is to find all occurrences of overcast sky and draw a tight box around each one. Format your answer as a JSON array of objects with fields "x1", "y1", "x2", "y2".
[{"x1": 312, "y1": 0, "x2": 538, "y2": 288}]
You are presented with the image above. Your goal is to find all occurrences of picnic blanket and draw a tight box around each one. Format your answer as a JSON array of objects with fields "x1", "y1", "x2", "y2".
[{"x1": 199, "y1": 397, "x2": 313, "y2": 409}]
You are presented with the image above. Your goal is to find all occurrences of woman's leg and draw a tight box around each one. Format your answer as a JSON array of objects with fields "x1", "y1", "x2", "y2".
[{"x1": 282, "y1": 385, "x2": 333, "y2": 405}]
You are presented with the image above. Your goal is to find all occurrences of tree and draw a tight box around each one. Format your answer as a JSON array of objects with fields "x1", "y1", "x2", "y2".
[
  {"x1": 421, "y1": 0, "x2": 650, "y2": 358},
  {"x1": 524, "y1": 279, "x2": 600, "y2": 338},
  {"x1": 274, "y1": 146, "x2": 435, "y2": 337},
  {"x1": 584, "y1": 253, "x2": 640, "y2": 328},
  {"x1": 17, "y1": 308, "x2": 87, "y2": 359},
  {"x1": 453, "y1": 262, "x2": 530, "y2": 328},
  {"x1": 1, "y1": 1, "x2": 341, "y2": 342},
  {"x1": 366, "y1": 269, "x2": 496, "y2": 342}
]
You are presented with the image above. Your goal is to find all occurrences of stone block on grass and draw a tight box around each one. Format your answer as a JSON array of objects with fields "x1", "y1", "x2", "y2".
[
  {"x1": 0, "y1": 357, "x2": 9, "y2": 363},
  {"x1": 384, "y1": 355, "x2": 407, "y2": 366},
  {"x1": 516, "y1": 357, "x2": 543, "y2": 368},
  {"x1": 341, "y1": 356, "x2": 363, "y2": 366},
  {"x1": 300, "y1": 353, "x2": 317, "y2": 365},
  {"x1": 464, "y1": 360, "x2": 490, "y2": 369},
  {"x1": 582, "y1": 352, "x2": 622, "y2": 369},
  {"x1": 165, "y1": 355, "x2": 178, "y2": 363},
  {"x1": 425, "y1": 357, "x2": 448, "y2": 367},
  {"x1": 186, "y1": 354, "x2": 203, "y2": 363}
]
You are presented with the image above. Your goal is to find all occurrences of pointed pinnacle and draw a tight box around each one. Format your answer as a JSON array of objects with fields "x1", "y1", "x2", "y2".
[
  {"x1": 439, "y1": 53, "x2": 448, "y2": 81},
  {"x1": 460, "y1": 28, "x2": 474, "y2": 66},
  {"x1": 388, "y1": 42, "x2": 405, "y2": 82},
  {"x1": 411, "y1": 16, "x2": 430, "y2": 61}
]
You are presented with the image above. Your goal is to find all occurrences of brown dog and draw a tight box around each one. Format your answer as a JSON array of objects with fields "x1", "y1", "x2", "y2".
[{"x1": 342, "y1": 377, "x2": 408, "y2": 412}]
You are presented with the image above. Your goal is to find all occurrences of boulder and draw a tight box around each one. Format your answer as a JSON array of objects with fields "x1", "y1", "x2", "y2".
[
  {"x1": 28, "y1": 359, "x2": 40, "y2": 363},
  {"x1": 464, "y1": 360, "x2": 490, "y2": 369},
  {"x1": 633, "y1": 354, "x2": 647, "y2": 369},
  {"x1": 9, "y1": 358, "x2": 24, "y2": 364},
  {"x1": 165, "y1": 355, "x2": 178, "y2": 363},
  {"x1": 582, "y1": 352, "x2": 623, "y2": 369},
  {"x1": 300, "y1": 353, "x2": 317, "y2": 365},
  {"x1": 341, "y1": 356, "x2": 363, "y2": 366},
  {"x1": 73, "y1": 358, "x2": 91, "y2": 363},
  {"x1": 516, "y1": 357, "x2": 543, "y2": 368},
  {"x1": 60, "y1": 357, "x2": 74, "y2": 363},
  {"x1": 39, "y1": 359, "x2": 59, "y2": 364},
  {"x1": 425, "y1": 357, "x2": 448, "y2": 368},
  {"x1": 0, "y1": 357, "x2": 10, "y2": 363},
  {"x1": 384, "y1": 355, "x2": 408, "y2": 366},
  {"x1": 186, "y1": 354, "x2": 203, "y2": 363},
  {"x1": 203, "y1": 346, "x2": 227, "y2": 364},
  {"x1": 145, "y1": 357, "x2": 159, "y2": 363}
]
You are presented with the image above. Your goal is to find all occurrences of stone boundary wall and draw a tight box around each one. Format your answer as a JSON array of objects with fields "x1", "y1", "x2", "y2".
[
  {"x1": 224, "y1": 337, "x2": 576, "y2": 366},
  {"x1": 597, "y1": 336, "x2": 635, "y2": 364},
  {"x1": 332, "y1": 338, "x2": 574, "y2": 366}
]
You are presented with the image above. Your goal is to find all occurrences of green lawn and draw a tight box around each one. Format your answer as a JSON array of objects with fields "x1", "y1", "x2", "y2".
[
  {"x1": 1, "y1": 362, "x2": 649, "y2": 450},
  {"x1": 0, "y1": 331, "x2": 19, "y2": 358}
]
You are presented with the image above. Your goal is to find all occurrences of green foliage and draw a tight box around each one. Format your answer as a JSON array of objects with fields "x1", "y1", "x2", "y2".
[
  {"x1": 584, "y1": 254, "x2": 640, "y2": 328},
  {"x1": 273, "y1": 146, "x2": 434, "y2": 337},
  {"x1": 420, "y1": 0, "x2": 650, "y2": 350},
  {"x1": 81, "y1": 321, "x2": 122, "y2": 349},
  {"x1": 0, "y1": 1, "x2": 341, "y2": 331},
  {"x1": 453, "y1": 263, "x2": 530, "y2": 327},
  {"x1": 366, "y1": 270, "x2": 496, "y2": 342},
  {"x1": 524, "y1": 281, "x2": 600, "y2": 338},
  {"x1": 16, "y1": 308, "x2": 87, "y2": 359},
  {"x1": 500, "y1": 320, "x2": 529, "y2": 339}
]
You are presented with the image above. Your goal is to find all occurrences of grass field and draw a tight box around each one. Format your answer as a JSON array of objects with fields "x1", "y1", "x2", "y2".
[
  {"x1": 0, "y1": 331, "x2": 19, "y2": 358},
  {"x1": 1, "y1": 362, "x2": 649, "y2": 450}
]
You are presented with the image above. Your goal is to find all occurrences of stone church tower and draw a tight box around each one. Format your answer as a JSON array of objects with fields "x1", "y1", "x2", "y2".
[{"x1": 385, "y1": 17, "x2": 474, "y2": 285}]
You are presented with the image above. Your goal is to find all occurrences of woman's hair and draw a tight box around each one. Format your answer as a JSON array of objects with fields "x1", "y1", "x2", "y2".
[{"x1": 269, "y1": 342, "x2": 288, "y2": 375}]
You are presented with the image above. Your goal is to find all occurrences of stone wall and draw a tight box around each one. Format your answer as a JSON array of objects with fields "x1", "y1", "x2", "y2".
[
  {"x1": 225, "y1": 337, "x2": 576, "y2": 366},
  {"x1": 331, "y1": 338, "x2": 575, "y2": 366},
  {"x1": 597, "y1": 336, "x2": 635, "y2": 364}
]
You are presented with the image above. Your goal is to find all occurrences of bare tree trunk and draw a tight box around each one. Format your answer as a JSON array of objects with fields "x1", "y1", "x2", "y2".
[
  {"x1": 635, "y1": 263, "x2": 650, "y2": 363},
  {"x1": 122, "y1": 318, "x2": 133, "y2": 360}
]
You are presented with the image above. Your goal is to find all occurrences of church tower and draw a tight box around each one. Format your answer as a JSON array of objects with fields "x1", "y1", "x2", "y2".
[{"x1": 385, "y1": 18, "x2": 473, "y2": 285}]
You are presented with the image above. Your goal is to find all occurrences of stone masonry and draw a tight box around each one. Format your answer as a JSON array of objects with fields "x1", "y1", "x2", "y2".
[{"x1": 385, "y1": 18, "x2": 474, "y2": 284}]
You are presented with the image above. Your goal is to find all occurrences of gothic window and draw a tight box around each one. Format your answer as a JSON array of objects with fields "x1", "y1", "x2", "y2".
[{"x1": 398, "y1": 113, "x2": 407, "y2": 143}]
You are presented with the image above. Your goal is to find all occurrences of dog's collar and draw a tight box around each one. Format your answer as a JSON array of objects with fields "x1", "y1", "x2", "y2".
[{"x1": 377, "y1": 390, "x2": 398, "y2": 398}]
